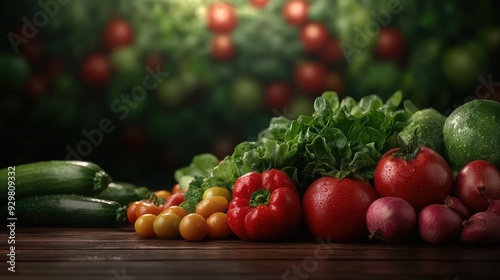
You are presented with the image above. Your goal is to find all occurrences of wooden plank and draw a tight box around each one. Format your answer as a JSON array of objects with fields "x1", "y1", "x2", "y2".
[
  {"x1": 6, "y1": 247, "x2": 500, "y2": 262},
  {"x1": 1, "y1": 260, "x2": 499, "y2": 280}
]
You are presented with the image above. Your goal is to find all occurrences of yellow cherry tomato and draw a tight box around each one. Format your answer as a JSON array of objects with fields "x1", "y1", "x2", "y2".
[
  {"x1": 153, "y1": 213, "x2": 181, "y2": 239},
  {"x1": 203, "y1": 186, "x2": 232, "y2": 201}
]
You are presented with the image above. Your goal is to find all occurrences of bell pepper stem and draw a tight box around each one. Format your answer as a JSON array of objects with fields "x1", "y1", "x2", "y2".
[{"x1": 249, "y1": 189, "x2": 270, "y2": 207}]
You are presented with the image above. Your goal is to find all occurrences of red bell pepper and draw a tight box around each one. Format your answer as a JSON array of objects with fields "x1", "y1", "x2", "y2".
[{"x1": 226, "y1": 169, "x2": 302, "y2": 241}]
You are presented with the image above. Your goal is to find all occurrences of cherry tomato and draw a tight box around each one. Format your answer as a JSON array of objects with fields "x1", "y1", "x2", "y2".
[
  {"x1": 283, "y1": 0, "x2": 309, "y2": 26},
  {"x1": 294, "y1": 62, "x2": 327, "y2": 97},
  {"x1": 324, "y1": 72, "x2": 345, "y2": 98},
  {"x1": 19, "y1": 38, "x2": 43, "y2": 65},
  {"x1": 24, "y1": 75, "x2": 48, "y2": 100},
  {"x1": 300, "y1": 22, "x2": 330, "y2": 53},
  {"x1": 123, "y1": 125, "x2": 145, "y2": 150},
  {"x1": 376, "y1": 27, "x2": 406, "y2": 63},
  {"x1": 161, "y1": 193, "x2": 185, "y2": 211},
  {"x1": 206, "y1": 212, "x2": 232, "y2": 239},
  {"x1": 203, "y1": 187, "x2": 232, "y2": 202},
  {"x1": 135, "y1": 201, "x2": 162, "y2": 218},
  {"x1": 179, "y1": 213, "x2": 207, "y2": 241},
  {"x1": 171, "y1": 184, "x2": 180, "y2": 194},
  {"x1": 153, "y1": 213, "x2": 181, "y2": 239},
  {"x1": 265, "y1": 82, "x2": 293, "y2": 109},
  {"x1": 154, "y1": 190, "x2": 172, "y2": 201},
  {"x1": 127, "y1": 201, "x2": 142, "y2": 225},
  {"x1": 145, "y1": 53, "x2": 165, "y2": 70},
  {"x1": 196, "y1": 196, "x2": 229, "y2": 219},
  {"x1": 159, "y1": 206, "x2": 188, "y2": 219},
  {"x1": 211, "y1": 34, "x2": 235, "y2": 61},
  {"x1": 250, "y1": 0, "x2": 268, "y2": 8},
  {"x1": 80, "y1": 53, "x2": 112, "y2": 86},
  {"x1": 320, "y1": 38, "x2": 344, "y2": 65},
  {"x1": 134, "y1": 214, "x2": 157, "y2": 238},
  {"x1": 207, "y1": 2, "x2": 237, "y2": 33},
  {"x1": 103, "y1": 19, "x2": 134, "y2": 51}
]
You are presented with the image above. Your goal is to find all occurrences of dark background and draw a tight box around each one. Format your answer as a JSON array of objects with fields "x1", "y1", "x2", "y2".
[{"x1": 1, "y1": 0, "x2": 499, "y2": 190}]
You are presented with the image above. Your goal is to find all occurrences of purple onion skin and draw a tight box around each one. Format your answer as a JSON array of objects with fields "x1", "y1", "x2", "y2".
[
  {"x1": 487, "y1": 200, "x2": 500, "y2": 216},
  {"x1": 444, "y1": 196, "x2": 470, "y2": 220},
  {"x1": 418, "y1": 204, "x2": 463, "y2": 244},
  {"x1": 461, "y1": 212, "x2": 500, "y2": 245},
  {"x1": 366, "y1": 197, "x2": 417, "y2": 243}
]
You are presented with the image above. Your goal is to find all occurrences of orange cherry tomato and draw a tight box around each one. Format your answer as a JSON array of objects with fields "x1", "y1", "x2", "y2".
[
  {"x1": 206, "y1": 212, "x2": 232, "y2": 240},
  {"x1": 154, "y1": 190, "x2": 172, "y2": 201},
  {"x1": 196, "y1": 196, "x2": 229, "y2": 219},
  {"x1": 134, "y1": 214, "x2": 157, "y2": 238},
  {"x1": 159, "y1": 206, "x2": 188, "y2": 219},
  {"x1": 171, "y1": 184, "x2": 181, "y2": 194},
  {"x1": 153, "y1": 213, "x2": 181, "y2": 239},
  {"x1": 179, "y1": 213, "x2": 207, "y2": 241}
]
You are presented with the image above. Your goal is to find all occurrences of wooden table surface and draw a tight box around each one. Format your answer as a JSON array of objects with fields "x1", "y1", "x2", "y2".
[{"x1": 1, "y1": 226, "x2": 500, "y2": 280}]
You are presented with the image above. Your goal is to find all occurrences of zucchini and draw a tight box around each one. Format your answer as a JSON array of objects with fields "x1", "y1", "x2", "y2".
[
  {"x1": 95, "y1": 182, "x2": 151, "y2": 206},
  {"x1": 3, "y1": 194, "x2": 127, "y2": 227},
  {"x1": 0, "y1": 161, "x2": 112, "y2": 204}
]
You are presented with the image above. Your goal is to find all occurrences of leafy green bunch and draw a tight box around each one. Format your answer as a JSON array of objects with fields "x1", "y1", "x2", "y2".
[{"x1": 180, "y1": 91, "x2": 416, "y2": 212}]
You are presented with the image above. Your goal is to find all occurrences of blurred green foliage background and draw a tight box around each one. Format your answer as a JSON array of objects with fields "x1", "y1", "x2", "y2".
[{"x1": 1, "y1": 0, "x2": 499, "y2": 189}]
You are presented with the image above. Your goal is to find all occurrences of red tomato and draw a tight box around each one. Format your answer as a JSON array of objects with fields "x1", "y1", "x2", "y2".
[
  {"x1": 24, "y1": 75, "x2": 48, "y2": 100},
  {"x1": 250, "y1": 0, "x2": 268, "y2": 8},
  {"x1": 324, "y1": 72, "x2": 345, "y2": 97},
  {"x1": 135, "y1": 202, "x2": 162, "y2": 218},
  {"x1": 302, "y1": 177, "x2": 378, "y2": 242},
  {"x1": 80, "y1": 53, "x2": 112, "y2": 86},
  {"x1": 283, "y1": 0, "x2": 309, "y2": 26},
  {"x1": 207, "y1": 2, "x2": 237, "y2": 33},
  {"x1": 265, "y1": 82, "x2": 293, "y2": 109},
  {"x1": 376, "y1": 27, "x2": 406, "y2": 63},
  {"x1": 294, "y1": 62, "x2": 327, "y2": 97},
  {"x1": 320, "y1": 38, "x2": 344, "y2": 65},
  {"x1": 211, "y1": 34, "x2": 235, "y2": 60},
  {"x1": 20, "y1": 38, "x2": 43, "y2": 65},
  {"x1": 161, "y1": 193, "x2": 186, "y2": 211},
  {"x1": 300, "y1": 22, "x2": 329, "y2": 53},
  {"x1": 374, "y1": 147, "x2": 453, "y2": 212},
  {"x1": 44, "y1": 58, "x2": 65, "y2": 82},
  {"x1": 127, "y1": 201, "x2": 142, "y2": 225},
  {"x1": 103, "y1": 19, "x2": 134, "y2": 51},
  {"x1": 123, "y1": 125, "x2": 145, "y2": 150},
  {"x1": 145, "y1": 53, "x2": 165, "y2": 70}
]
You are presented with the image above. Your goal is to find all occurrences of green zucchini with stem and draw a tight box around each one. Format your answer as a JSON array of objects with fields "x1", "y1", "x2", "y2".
[
  {"x1": 3, "y1": 194, "x2": 127, "y2": 227},
  {"x1": 95, "y1": 182, "x2": 152, "y2": 206},
  {"x1": 0, "y1": 161, "x2": 112, "y2": 205}
]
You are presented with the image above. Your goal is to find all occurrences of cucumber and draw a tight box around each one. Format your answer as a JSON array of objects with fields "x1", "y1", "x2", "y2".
[
  {"x1": 95, "y1": 182, "x2": 151, "y2": 206},
  {"x1": 0, "y1": 161, "x2": 112, "y2": 204},
  {"x1": 3, "y1": 194, "x2": 127, "y2": 227}
]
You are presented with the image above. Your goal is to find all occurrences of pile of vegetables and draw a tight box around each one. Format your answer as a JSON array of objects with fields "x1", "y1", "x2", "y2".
[
  {"x1": 3, "y1": 91, "x2": 500, "y2": 245},
  {"x1": 161, "y1": 91, "x2": 500, "y2": 244}
]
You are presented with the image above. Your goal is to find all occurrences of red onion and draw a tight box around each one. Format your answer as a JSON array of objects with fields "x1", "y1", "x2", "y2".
[
  {"x1": 455, "y1": 160, "x2": 500, "y2": 214},
  {"x1": 444, "y1": 196, "x2": 469, "y2": 220},
  {"x1": 366, "y1": 197, "x2": 417, "y2": 243},
  {"x1": 487, "y1": 200, "x2": 500, "y2": 216},
  {"x1": 461, "y1": 212, "x2": 500, "y2": 245},
  {"x1": 418, "y1": 204, "x2": 463, "y2": 244}
]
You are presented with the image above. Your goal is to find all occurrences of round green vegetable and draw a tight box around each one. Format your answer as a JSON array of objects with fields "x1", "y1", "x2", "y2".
[{"x1": 443, "y1": 99, "x2": 500, "y2": 169}]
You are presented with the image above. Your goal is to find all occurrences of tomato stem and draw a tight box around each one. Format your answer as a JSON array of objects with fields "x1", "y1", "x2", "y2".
[{"x1": 393, "y1": 129, "x2": 421, "y2": 161}]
